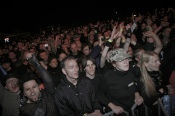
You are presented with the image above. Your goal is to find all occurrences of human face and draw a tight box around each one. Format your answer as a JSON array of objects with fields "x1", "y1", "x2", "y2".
[
  {"x1": 145, "y1": 54, "x2": 160, "y2": 71},
  {"x1": 17, "y1": 42, "x2": 24, "y2": 50},
  {"x1": 114, "y1": 58, "x2": 130, "y2": 71},
  {"x1": 83, "y1": 46, "x2": 91, "y2": 56},
  {"x1": 49, "y1": 58, "x2": 58, "y2": 68},
  {"x1": 62, "y1": 59, "x2": 79, "y2": 80},
  {"x1": 2, "y1": 63, "x2": 11, "y2": 70},
  {"x1": 85, "y1": 60, "x2": 96, "y2": 78},
  {"x1": 8, "y1": 52, "x2": 16, "y2": 60},
  {"x1": 163, "y1": 27, "x2": 171, "y2": 38},
  {"x1": 131, "y1": 33, "x2": 137, "y2": 42},
  {"x1": 58, "y1": 53, "x2": 67, "y2": 62},
  {"x1": 70, "y1": 43, "x2": 78, "y2": 54},
  {"x1": 23, "y1": 80, "x2": 40, "y2": 103},
  {"x1": 75, "y1": 41, "x2": 82, "y2": 51},
  {"x1": 5, "y1": 78, "x2": 20, "y2": 93},
  {"x1": 29, "y1": 47, "x2": 36, "y2": 54},
  {"x1": 135, "y1": 49, "x2": 144, "y2": 63},
  {"x1": 39, "y1": 52, "x2": 48, "y2": 61},
  {"x1": 127, "y1": 47, "x2": 133, "y2": 57}
]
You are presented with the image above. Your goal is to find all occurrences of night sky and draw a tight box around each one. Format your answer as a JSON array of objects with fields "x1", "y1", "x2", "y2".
[{"x1": 0, "y1": 0, "x2": 174, "y2": 34}]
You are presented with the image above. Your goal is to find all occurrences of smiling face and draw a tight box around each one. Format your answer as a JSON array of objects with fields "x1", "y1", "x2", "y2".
[
  {"x1": 23, "y1": 80, "x2": 40, "y2": 103},
  {"x1": 145, "y1": 54, "x2": 160, "y2": 71},
  {"x1": 5, "y1": 77, "x2": 20, "y2": 93}
]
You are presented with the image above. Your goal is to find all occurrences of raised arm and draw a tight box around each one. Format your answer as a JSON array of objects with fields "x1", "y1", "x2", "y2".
[
  {"x1": 144, "y1": 31, "x2": 163, "y2": 54},
  {"x1": 100, "y1": 26, "x2": 119, "y2": 68},
  {"x1": 27, "y1": 53, "x2": 55, "y2": 95}
]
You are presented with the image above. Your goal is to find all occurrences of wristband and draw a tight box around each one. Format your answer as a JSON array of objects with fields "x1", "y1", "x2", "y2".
[
  {"x1": 126, "y1": 40, "x2": 131, "y2": 43},
  {"x1": 108, "y1": 39, "x2": 113, "y2": 43},
  {"x1": 84, "y1": 113, "x2": 87, "y2": 116}
]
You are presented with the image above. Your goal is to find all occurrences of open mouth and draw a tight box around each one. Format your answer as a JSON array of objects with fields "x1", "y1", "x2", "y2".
[{"x1": 31, "y1": 93, "x2": 36, "y2": 96}]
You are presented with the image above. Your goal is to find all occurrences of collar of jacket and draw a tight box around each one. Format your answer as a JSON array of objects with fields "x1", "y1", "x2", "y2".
[{"x1": 61, "y1": 73, "x2": 83, "y2": 87}]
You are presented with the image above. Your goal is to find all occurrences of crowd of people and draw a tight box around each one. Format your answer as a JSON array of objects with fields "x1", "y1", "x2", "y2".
[{"x1": 0, "y1": 7, "x2": 175, "y2": 116}]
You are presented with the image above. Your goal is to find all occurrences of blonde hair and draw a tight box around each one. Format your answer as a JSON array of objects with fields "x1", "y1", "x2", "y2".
[{"x1": 140, "y1": 51, "x2": 157, "y2": 97}]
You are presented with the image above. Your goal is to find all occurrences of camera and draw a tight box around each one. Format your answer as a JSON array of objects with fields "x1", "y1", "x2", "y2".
[
  {"x1": 44, "y1": 44, "x2": 48, "y2": 47},
  {"x1": 101, "y1": 37, "x2": 106, "y2": 41},
  {"x1": 4, "y1": 38, "x2": 9, "y2": 43}
]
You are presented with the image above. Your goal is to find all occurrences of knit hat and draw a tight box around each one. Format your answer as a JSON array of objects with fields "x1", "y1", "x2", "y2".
[
  {"x1": 3, "y1": 73, "x2": 19, "y2": 86},
  {"x1": 109, "y1": 48, "x2": 131, "y2": 62}
]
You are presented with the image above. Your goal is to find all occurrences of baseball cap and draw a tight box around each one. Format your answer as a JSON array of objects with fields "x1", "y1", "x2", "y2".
[{"x1": 109, "y1": 48, "x2": 131, "y2": 62}]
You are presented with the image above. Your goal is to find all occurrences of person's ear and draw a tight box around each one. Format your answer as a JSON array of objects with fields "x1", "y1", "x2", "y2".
[
  {"x1": 112, "y1": 62, "x2": 116, "y2": 68},
  {"x1": 62, "y1": 68, "x2": 67, "y2": 75},
  {"x1": 144, "y1": 62, "x2": 148, "y2": 67},
  {"x1": 135, "y1": 57, "x2": 139, "y2": 62},
  {"x1": 5, "y1": 86, "x2": 8, "y2": 89},
  {"x1": 39, "y1": 87, "x2": 41, "y2": 91}
]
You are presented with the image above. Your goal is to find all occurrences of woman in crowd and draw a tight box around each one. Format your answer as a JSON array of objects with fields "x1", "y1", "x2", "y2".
[
  {"x1": 47, "y1": 55, "x2": 62, "y2": 88},
  {"x1": 136, "y1": 51, "x2": 173, "y2": 116}
]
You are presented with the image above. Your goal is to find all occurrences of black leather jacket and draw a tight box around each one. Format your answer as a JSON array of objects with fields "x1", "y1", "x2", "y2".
[
  {"x1": 54, "y1": 74, "x2": 102, "y2": 116},
  {"x1": 19, "y1": 54, "x2": 59, "y2": 116}
]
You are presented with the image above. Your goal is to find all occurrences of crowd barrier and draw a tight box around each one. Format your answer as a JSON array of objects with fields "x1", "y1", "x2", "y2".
[{"x1": 102, "y1": 97, "x2": 173, "y2": 116}]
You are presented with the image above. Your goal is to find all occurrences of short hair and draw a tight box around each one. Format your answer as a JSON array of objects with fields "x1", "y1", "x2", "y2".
[
  {"x1": 58, "y1": 51, "x2": 67, "y2": 57},
  {"x1": 19, "y1": 72, "x2": 40, "y2": 91},
  {"x1": 48, "y1": 55, "x2": 58, "y2": 64},
  {"x1": 20, "y1": 50, "x2": 30, "y2": 63},
  {"x1": 60, "y1": 56, "x2": 76, "y2": 69},
  {"x1": 81, "y1": 42, "x2": 92, "y2": 50},
  {"x1": 38, "y1": 50, "x2": 47, "y2": 57}
]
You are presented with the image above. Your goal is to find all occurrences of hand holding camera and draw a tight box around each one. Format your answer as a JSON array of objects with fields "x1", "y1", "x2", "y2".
[
  {"x1": 4, "y1": 38, "x2": 9, "y2": 43},
  {"x1": 44, "y1": 44, "x2": 48, "y2": 47}
]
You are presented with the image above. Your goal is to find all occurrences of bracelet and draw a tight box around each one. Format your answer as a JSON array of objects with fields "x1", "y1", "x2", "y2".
[
  {"x1": 83, "y1": 113, "x2": 87, "y2": 116},
  {"x1": 126, "y1": 40, "x2": 131, "y2": 43},
  {"x1": 108, "y1": 39, "x2": 113, "y2": 43}
]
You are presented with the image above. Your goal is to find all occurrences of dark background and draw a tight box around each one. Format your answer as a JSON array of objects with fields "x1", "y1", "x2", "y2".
[{"x1": 0, "y1": 0, "x2": 174, "y2": 34}]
